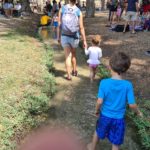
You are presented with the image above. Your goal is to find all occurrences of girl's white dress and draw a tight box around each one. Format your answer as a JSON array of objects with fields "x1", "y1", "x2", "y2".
[{"x1": 85, "y1": 46, "x2": 102, "y2": 65}]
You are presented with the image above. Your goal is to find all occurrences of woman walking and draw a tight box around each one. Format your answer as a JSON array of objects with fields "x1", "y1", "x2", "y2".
[{"x1": 57, "y1": 0, "x2": 87, "y2": 80}]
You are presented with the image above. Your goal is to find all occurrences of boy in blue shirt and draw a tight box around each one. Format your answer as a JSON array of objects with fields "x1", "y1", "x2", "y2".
[{"x1": 88, "y1": 52, "x2": 143, "y2": 150}]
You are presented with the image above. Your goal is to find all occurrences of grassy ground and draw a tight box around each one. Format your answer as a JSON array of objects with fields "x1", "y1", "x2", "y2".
[{"x1": 0, "y1": 17, "x2": 55, "y2": 150}]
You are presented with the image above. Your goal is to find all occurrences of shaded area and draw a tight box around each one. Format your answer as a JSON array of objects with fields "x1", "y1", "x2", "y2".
[
  {"x1": 0, "y1": 14, "x2": 40, "y2": 37},
  {"x1": 39, "y1": 28, "x2": 143, "y2": 150}
]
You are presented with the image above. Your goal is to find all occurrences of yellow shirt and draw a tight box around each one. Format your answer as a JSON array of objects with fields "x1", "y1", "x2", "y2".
[{"x1": 40, "y1": 15, "x2": 50, "y2": 25}]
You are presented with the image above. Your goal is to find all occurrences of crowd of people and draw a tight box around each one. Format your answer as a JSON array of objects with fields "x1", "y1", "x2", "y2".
[
  {"x1": 0, "y1": 0, "x2": 21, "y2": 18},
  {"x1": 107, "y1": 0, "x2": 150, "y2": 33}
]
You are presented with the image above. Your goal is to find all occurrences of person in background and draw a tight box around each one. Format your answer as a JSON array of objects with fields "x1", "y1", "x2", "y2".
[
  {"x1": 143, "y1": 0, "x2": 150, "y2": 15},
  {"x1": 51, "y1": 11, "x2": 59, "y2": 38},
  {"x1": 116, "y1": 2, "x2": 122, "y2": 23},
  {"x1": 3, "y1": 0, "x2": 13, "y2": 18},
  {"x1": 87, "y1": 52, "x2": 143, "y2": 150},
  {"x1": 106, "y1": 0, "x2": 118, "y2": 27},
  {"x1": 52, "y1": 0, "x2": 58, "y2": 17},
  {"x1": 109, "y1": 0, "x2": 118, "y2": 26},
  {"x1": 11, "y1": 1, "x2": 22, "y2": 17},
  {"x1": 40, "y1": 12, "x2": 51, "y2": 28},
  {"x1": 123, "y1": 0, "x2": 139, "y2": 34},
  {"x1": 144, "y1": 10, "x2": 150, "y2": 31},
  {"x1": 45, "y1": 0, "x2": 52, "y2": 16}
]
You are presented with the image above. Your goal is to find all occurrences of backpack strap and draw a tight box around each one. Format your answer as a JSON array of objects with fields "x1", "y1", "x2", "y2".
[{"x1": 61, "y1": 4, "x2": 81, "y2": 17}]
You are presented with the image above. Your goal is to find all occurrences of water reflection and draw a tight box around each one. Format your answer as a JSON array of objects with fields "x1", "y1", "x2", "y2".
[
  {"x1": 38, "y1": 27, "x2": 50, "y2": 40},
  {"x1": 38, "y1": 27, "x2": 57, "y2": 40}
]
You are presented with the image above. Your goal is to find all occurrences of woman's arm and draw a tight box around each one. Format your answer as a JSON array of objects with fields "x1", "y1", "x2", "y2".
[
  {"x1": 79, "y1": 12, "x2": 87, "y2": 49},
  {"x1": 57, "y1": 9, "x2": 62, "y2": 43}
]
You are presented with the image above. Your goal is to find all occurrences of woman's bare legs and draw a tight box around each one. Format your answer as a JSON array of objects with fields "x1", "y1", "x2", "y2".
[
  {"x1": 87, "y1": 131, "x2": 99, "y2": 150},
  {"x1": 71, "y1": 48, "x2": 77, "y2": 73},
  {"x1": 64, "y1": 46, "x2": 72, "y2": 79},
  {"x1": 112, "y1": 144, "x2": 119, "y2": 150}
]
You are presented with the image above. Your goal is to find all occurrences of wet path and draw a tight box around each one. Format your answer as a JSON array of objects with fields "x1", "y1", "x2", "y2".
[{"x1": 41, "y1": 34, "x2": 142, "y2": 150}]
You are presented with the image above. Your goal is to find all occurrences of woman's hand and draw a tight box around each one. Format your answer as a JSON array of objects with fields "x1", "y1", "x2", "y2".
[{"x1": 83, "y1": 40, "x2": 87, "y2": 49}]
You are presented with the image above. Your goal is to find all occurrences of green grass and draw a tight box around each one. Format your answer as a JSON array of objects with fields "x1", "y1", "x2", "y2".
[{"x1": 0, "y1": 31, "x2": 55, "y2": 150}]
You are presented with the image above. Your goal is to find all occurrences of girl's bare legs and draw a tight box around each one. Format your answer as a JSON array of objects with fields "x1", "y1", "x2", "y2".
[
  {"x1": 93, "y1": 67, "x2": 97, "y2": 79},
  {"x1": 87, "y1": 131, "x2": 99, "y2": 150},
  {"x1": 89, "y1": 67, "x2": 94, "y2": 82},
  {"x1": 64, "y1": 47, "x2": 72, "y2": 79},
  {"x1": 112, "y1": 144, "x2": 119, "y2": 150},
  {"x1": 71, "y1": 48, "x2": 77, "y2": 72}
]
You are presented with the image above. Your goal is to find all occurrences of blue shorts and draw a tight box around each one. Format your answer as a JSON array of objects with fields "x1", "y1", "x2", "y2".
[
  {"x1": 96, "y1": 114, "x2": 125, "y2": 145},
  {"x1": 53, "y1": 22, "x2": 58, "y2": 27},
  {"x1": 61, "y1": 35, "x2": 79, "y2": 49}
]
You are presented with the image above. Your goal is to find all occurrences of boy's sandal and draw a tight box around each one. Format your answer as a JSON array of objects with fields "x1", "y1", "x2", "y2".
[{"x1": 65, "y1": 76, "x2": 72, "y2": 81}]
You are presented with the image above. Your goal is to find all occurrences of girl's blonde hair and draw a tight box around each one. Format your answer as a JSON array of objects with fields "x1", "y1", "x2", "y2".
[{"x1": 92, "y1": 35, "x2": 101, "y2": 46}]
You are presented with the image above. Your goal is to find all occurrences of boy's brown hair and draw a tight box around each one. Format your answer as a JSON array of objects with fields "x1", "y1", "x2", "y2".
[
  {"x1": 92, "y1": 35, "x2": 101, "y2": 46},
  {"x1": 109, "y1": 52, "x2": 131, "y2": 74}
]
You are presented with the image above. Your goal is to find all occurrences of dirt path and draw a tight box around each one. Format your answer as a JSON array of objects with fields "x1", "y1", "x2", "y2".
[{"x1": 42, "y1": 36, "x2": 142, "y2": 150}]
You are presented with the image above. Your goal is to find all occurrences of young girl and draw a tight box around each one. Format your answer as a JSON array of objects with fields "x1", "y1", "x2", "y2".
[
  {"x1": 116, "y1": 3, "x2": 122, "y2": 23},
  {"x1": 85, "y1": 35, "x2": 102, "y2": 82},
  {"x1": 51, "y1": 12, "x2": 58, "y2": 38}
]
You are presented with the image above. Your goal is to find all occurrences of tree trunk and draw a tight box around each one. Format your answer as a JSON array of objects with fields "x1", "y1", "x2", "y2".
[
  {"x1": 21, "y1": 0, "x2": 32, "y2": 12},
  {"x1": 101, "y1": 0, "x2": 105, "y2": 10},
  {"x1": 65, "y1": 0, "x2": 69, "y2": 4},
  {"x1": 85, "y1": 0, "x2": 95, "y2": 17}
]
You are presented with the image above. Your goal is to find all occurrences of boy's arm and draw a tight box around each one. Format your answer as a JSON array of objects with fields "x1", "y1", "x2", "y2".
[
  {"x1": 129, "y1": 104, "x2": 143, "y2": 117},
  {"x1": 95, "y1": 98, "x2": 103, "y2": 116},
  {"x1": 127, "y1": 82, "x2": 143, "y2": 117}
]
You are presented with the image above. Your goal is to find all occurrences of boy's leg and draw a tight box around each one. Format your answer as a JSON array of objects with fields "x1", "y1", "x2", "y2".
[
  {"x1": 112, "y1": 144, "x2": 119, "y2": 150},
  {"x1": 87, "y1": 131, "x2": 99, "y2": 150}
]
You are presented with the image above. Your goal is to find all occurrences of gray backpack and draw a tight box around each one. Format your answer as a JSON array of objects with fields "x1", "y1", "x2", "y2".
[{"x1": 61, "y1": 4, "x2": 80, "y2": 37}]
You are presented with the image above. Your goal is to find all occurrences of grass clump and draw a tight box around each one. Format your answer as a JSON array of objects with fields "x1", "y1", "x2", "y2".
[
  {"x1": 97, "y1": 64, "x2": 111, "y2": 79},
  {"x1": 127, "y1": 100, "x2": 150, "y2": 149},
  {"x1": 0, "y1": 32, "x2": 55, "y2": 150}
]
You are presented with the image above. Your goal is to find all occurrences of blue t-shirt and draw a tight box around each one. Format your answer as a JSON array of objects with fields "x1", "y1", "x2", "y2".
[
  {"x1": 127, "y1": 0, "x2": 138, "y2": 12},
  {"x1": 97, "y1": 78, "x2": 136, "y2": 119}
]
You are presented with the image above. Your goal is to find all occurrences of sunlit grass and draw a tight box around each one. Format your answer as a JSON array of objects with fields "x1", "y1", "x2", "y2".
[{"x1": 0, "y1": 31, "x2": 55, "y2": 149}]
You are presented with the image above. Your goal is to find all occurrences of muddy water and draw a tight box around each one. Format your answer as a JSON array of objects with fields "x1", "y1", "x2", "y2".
[{"x1": 38, "y1": 27, "x2": 142, "y2": 149}]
